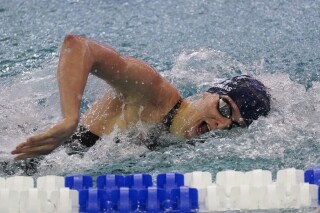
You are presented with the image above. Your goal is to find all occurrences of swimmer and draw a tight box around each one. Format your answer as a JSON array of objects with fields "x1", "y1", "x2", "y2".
[{"x1": 11, "y1": 35, "x2": 271, "y2": 160}]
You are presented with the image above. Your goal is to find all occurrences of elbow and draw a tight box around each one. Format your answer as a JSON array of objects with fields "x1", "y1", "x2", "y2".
[
  {"x1": 60, "y1": 34, "x2": 93, "y2": 60},
  {"x1": 63, "y1": 34, "x2": 81, "y2": 42},
  {"x1": 62, "y1": 34, "x2": 87, "y2": 47}
]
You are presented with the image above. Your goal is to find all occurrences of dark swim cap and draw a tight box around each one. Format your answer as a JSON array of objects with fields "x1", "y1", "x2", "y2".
[{"x1": 207, "y1": 75, "x2": 271, "y2": 126}]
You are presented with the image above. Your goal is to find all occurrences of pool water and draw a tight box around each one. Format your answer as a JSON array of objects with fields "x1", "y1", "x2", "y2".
[{"x1": 0, "y1": 0, "x2": 320, "y2": 180}]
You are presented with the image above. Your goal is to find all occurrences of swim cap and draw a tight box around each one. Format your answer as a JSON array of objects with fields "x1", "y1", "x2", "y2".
[{"x1": 207, "y1": 75, "x2": 271, "y2": 126}]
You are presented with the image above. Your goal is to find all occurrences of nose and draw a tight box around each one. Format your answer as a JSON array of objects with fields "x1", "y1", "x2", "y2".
[
  {"x1": 211, "y1": 118, "x2": 232, "y2": 130},
  {"x1": 204, "y1": 119, "x2": 228, "y2": 131},
  {"x1": 218, "y1": 122, "x2": 230, "y2": 130}
]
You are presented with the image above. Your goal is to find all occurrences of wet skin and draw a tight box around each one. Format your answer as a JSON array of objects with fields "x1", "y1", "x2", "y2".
[{"x1": 170, "y1": 92, "x2": 246, "y2": 138}]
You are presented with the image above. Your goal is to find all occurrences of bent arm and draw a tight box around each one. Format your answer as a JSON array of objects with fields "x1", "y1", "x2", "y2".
[
  {"x1": 59, "y1": 34, "x2": 177, "y2": 120},
  {"x1": 12, "y1": 34, "x2": 179, "y2": 159},
  {"x1": 57, "y1": 35, "x2": 94, "y2": 124}
]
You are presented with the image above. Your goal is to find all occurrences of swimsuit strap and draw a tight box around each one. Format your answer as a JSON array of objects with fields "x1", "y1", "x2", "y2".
[{"x1": 161, "y1": 98, "x2": 183, "y2": 128}]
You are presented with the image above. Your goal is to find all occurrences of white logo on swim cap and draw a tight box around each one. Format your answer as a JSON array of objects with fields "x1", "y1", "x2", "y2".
[{"x1": 216, "y1": 80, "x2": 233, "y2": 92}]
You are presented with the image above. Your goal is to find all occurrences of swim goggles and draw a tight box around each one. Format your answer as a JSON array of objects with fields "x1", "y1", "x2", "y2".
[{"x1": 218, "y1": 97, "x2": 247, "y2": 129}]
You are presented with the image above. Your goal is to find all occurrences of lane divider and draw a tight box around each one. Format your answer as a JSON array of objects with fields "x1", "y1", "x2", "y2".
[{"x1": 0, "y1": 168, "x2": 319, "y2": 212}]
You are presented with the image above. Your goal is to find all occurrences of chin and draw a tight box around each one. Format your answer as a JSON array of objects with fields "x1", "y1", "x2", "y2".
[{"x1": 185, "y1": 130, "x2": 197, "y2": 139}]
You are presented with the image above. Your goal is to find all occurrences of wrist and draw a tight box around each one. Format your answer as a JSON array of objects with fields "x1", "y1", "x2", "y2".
[{"x1": 63, "y1": 117, "x2": 79, "y2": 129}]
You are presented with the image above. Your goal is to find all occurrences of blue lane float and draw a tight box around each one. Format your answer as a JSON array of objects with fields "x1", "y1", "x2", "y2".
[
  {"x1": 305, "y1": 168, "x2": 320, "y2": 186},
  {"x1": 65, "y1": 175, "x2": 93, "y2": 191},
  {"x1": 65, "y1": 173, "x2": 198, "y2": 212},
  {"x1": 124, "y1": 173, "x2": 153, "y2": 190},
  {"x1": 96, "y1": 174, "x2": 124, "y2": 190},
  {"x1": 305, "y1": 167, "x2": 320, "y2": 206}
]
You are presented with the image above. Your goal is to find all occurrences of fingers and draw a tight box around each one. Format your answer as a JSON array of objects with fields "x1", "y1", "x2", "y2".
[
  {"x1": 12, "y1": 136, "x2": 57, "y2": 159},
  {"x1": 11, "y1": 121, "x2": 76, "y2": 160},
  {"x1": 14, "y1": 153, "x2": 38, "y2": 160},
  {"x1": 12, "y1": 137, "x2": 45, "y2": 154},
  {"x1": 13, "y1": 144, "x2": 55, "y2": 160},
  {"x1": 11, "y1": 149, "x2": 21, "y2": 154},
  {"x1": 13, "y1": 131, "x2": 58, "y2": 152},
  {"x1": 11, "y1": 142, "x2": 30, "y2": 154},
  {"x1": 23, "y1": 132, "x2": 52, "y2": 146},
  {"x1": 14, "y1": 140, "x2": 31, "y2": 151},
  {"x1": 12, "y1": 138, "x2": 48, "y2": 153}
]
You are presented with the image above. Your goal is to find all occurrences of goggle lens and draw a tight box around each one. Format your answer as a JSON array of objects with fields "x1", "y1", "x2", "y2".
[{"x1": 218, "y1": 98, "x2": 232, "y2": 119}]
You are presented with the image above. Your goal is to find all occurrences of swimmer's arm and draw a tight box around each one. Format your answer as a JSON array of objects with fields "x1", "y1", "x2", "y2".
[
  {"x1": 87, "y1": 37, "x2": 180, "y2": 106},
  {"x1": 58, "y1": 35, "x2": 178, "y2": 107},
  {"x1": 12, "y1": 35, "x2": 95, "y2": 159},
  {"x1": 57, "y1": 35, "x2": 179, "y2": 122},
  {"x1": 12, "y1": 34, "x2": 179, "y2": 159}
]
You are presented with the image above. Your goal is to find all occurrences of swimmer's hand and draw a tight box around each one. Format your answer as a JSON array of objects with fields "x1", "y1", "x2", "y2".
[{"x1": 11, "y1": 118, "x2": 77, "y2": 160}]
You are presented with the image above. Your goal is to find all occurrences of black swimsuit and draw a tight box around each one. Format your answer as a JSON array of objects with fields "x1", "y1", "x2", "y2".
[
  {"x1": 64, "y1": 98, "x2": 183, "y2": 150},
  {"x1": 64, "y1": 125, "x2": 101, "y2": 147}
]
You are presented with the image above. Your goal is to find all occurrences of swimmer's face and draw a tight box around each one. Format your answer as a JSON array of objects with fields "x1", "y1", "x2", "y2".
[{"x1": 180, "y1": 92, "x2": 246, "y2": 138}]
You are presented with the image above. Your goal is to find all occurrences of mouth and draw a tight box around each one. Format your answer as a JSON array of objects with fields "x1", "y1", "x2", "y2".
[{"x1": 196, "y1": 121, "x2": 211, "y2": 135}]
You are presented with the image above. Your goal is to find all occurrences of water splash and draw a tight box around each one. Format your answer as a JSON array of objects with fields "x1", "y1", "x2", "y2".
[
  {"x1": 0, "y1": 49, "x2": 319, "y2": 179},
  {"x1": 163, "y1": 49, "x2": 320, "y2": 177}
]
